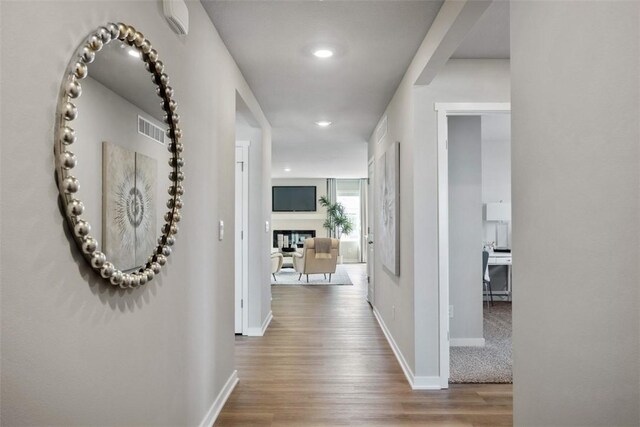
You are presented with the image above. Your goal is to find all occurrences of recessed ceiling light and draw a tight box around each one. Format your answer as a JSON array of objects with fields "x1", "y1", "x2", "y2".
[
  {"x1": 128, "y1": 48, "x2": 141, "y2": 58},
  {"x1": 315, "y1": 121, "x2": 332, "y2": 127},
  {"x1": 284, "y1": 167, "x2": 292, "y2": 172},
  {"x1": 313, "y1": 49, "x2": 334, "y2": 59}
]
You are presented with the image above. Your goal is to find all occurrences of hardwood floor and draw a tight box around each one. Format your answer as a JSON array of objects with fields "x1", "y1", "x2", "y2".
[{"x1": 215, "y1": 264, "x2": 512, "y2": 426}]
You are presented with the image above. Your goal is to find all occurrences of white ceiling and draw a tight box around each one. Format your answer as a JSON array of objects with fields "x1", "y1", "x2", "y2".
[
  {"x1": 451, "y1": 0, "x2": 510, "y2": 59},
  {"x1": 202, "y1": 0, "x2": 444, "y2": 178}
]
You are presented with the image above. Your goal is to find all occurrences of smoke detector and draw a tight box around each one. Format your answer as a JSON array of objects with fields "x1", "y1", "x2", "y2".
[{"x1": 163, "y1": 0, "x2": 189, "y2": 35}]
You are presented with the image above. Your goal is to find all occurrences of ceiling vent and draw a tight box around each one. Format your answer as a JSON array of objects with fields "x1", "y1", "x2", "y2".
[
  {"x1": 163, "y1": 0, "x2": 189, "y2": 36},
  {"x1": 138, "y1": 115, "x2": 165, "y2": 145}
]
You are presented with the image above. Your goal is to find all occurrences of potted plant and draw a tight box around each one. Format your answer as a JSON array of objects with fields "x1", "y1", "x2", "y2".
[{"x1": 319, "y1": 196, "x2": 354, "y2": 263}]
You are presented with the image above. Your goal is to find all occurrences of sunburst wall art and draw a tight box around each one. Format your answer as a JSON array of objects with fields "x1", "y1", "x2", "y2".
[
  {"x1": 377, "y1": 141, "x2": 400, "y2": 276},
  {"x1": 103, "y1": 142, "x2": 157, "y2": 271}
]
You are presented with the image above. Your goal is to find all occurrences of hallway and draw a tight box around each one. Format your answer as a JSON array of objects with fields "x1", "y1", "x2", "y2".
[{"x1": 216, "y1": 265, "x2": 512, "y2": 426}]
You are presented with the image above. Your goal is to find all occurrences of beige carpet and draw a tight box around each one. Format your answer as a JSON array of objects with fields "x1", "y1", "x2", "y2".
[{"x1": 449, "y1": 302, "x2": 512, "y2": 384}]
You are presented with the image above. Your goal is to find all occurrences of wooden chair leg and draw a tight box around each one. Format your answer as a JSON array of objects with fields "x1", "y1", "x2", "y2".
[
  {"x1": 272, "y1": 273, "x2": 277, "y2": 282},
  {"x1": 298, "y1": 273, "x2": 302, "y2": 281},
  {"x1": 324, "y1": 273, "x2": 327, "y2": 279},
  {"x1": 329, "y1": 273, "x2": 332, "y2": 282},
  {"x1": 306, "y1": 274, "x2": 309, "y2": 283}
]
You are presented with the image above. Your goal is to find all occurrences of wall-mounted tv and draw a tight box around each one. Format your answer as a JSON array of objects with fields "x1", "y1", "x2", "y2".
[{"x1": 272, "y1": 186, "x2": 317, "y2": 212}]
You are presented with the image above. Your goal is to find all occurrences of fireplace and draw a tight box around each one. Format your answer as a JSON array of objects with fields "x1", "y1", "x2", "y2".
[{"x1": 273, "y1": 230, "x2": 316, "y2": 249}]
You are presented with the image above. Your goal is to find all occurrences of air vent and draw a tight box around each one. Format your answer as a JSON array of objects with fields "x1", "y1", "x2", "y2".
[
  {"x1": 376, "y1": 115, "x2": 388, "y2": 145},
  {"x1": 138, "y1": 115, "x2": 165, "y2": 145}
]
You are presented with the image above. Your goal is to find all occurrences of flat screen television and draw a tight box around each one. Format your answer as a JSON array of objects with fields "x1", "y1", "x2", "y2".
[{"x1": 272, "y1": 186, "x2": 317, "y2": 212}]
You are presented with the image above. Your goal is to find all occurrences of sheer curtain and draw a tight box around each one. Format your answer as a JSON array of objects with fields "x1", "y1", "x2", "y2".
[{"x1": 326, "y1": 178, "x2": 337, "y2": 237}]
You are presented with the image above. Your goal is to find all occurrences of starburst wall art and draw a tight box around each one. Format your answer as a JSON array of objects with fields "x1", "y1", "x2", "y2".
[{"x1": 103, "y1": 142, "x2": 157, "y2": 271}]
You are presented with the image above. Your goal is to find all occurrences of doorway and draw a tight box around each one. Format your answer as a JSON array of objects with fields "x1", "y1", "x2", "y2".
[
  {"x1": 435, "y1": 103, "x2": 511, "y2": 386},
  {"x1": 367, "y1": 159, "x2": 375, "y2": 304}
]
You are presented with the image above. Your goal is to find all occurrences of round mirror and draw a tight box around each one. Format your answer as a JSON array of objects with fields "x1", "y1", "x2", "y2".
[{"x1": 54, "y1": 23, "x2": 184, "y2": 288}]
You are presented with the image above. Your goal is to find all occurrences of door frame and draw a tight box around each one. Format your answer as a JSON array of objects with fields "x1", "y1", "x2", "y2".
[
  {"x1": 235, "y1": 140, "x2": 250, "y2": 335},
  {"x1": 435, "y1": 102, "x2": 510, "y2": 387},
  {"x1": 367, "y1": 157, "x2": 376, "y2": 305}
]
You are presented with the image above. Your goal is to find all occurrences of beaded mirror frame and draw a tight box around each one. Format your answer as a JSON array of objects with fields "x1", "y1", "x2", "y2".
[{"x1": 54, "y1": 23, "x2": 184, "y2": 288}]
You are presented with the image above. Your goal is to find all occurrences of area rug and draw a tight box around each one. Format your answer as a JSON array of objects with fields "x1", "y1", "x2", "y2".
[
  {"x1": 449, "y1": 302, "x2": 512, "y2": 383},
  {"x1": 271, "y1": 266, "x2": 353, "y2": 285}
]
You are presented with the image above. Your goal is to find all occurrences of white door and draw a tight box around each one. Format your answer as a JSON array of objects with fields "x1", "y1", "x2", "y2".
[
  {"x1": 367, "y1": 160, "x2": 375, "y2": 304},
  {"x1": 235, "y1": 143, "x2": 249, "y2": 334}
]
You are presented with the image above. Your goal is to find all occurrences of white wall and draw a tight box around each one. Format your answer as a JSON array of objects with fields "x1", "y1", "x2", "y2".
[
  {"x1": 271, "y1": 178, "x2": 328, "y2": 246},
  {"x1": 511, "y1": 1, "x2": 639, "y2": 425},
  {"x1": 0, "y1": 1, "x2": 271, "y2": 426},
  {"x1": 448, "y1": 116, "x2": 483, "y2": 342},
  {"x1": 370, "y1": 58, "x2": 509, "y2": 382}
]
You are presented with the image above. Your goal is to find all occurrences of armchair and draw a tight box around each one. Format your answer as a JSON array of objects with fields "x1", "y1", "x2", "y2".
[
  {"x1": 271, "y1": 252, "x2": 284, "y2": 281},
  {"x1": 292, "y1": 238, "x2": 339, "y2": 282}
]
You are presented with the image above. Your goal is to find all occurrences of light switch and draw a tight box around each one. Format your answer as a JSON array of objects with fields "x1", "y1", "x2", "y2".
[
  {"x1": 218, "y1": 220, "x2": 224, "y2": 241},
  {"x1": 265, "y1": 221, "x2": 270, "y2": 233}
]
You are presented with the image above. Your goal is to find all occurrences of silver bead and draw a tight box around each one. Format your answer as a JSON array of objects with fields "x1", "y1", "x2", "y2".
[
  {"x1": 107, "y1": 23, "x2": 120, "y2": 40},
  {"x1": 162, "y1": 223, "x2": 171, "y2": 234},
  {"x1": 121, "y1": 273, "x2": 132, "y2": 288},
  {"x1": 99, "y1": 26, "x2": 112, "y2": 44},
  {"x1": 73, "y1": 62, "x2": 88, "y2": 79},
  {"x1": 67, "y1": 199, "x2": 85, "y2": 216},
  {"x1": 63, "y1": 176, "x2": 79, "y2": 193},
  {"x1": 165, "y1": 86, "x2": 174, "y2": 98},
  {"x1": 166, "y1": 198, "x2": 177, "y2": 209},
  {"x1": 169, "y1": 157, "x2": 184, "y2": 167},
  {"x1": 168, "y1": 185, "x2": 184, "y2": 196},
  {"x1": 81, "y1": 236, "x2": 97, "y2": 253},
  {"x1": 117, "y1": 23, "x2": 129, "y2": 40},
  {"x1": 129, "y1": 274, "x2": 140, "y2": 287},
  {"x1": 164, "y1": 211, "x2": 173, "y2": 222},
  {"x1": 66, "y1": 78, "x2": 81, "y2": 98},
  {"x1": 170, "y1": 224, "x2": 179, "y2": 235},
  {"x1": 61, "y1": 126, "x2": 76, "y2": 145},
  {"x1": 151, "y1": 262, "x2": 161, "y2": 274},
  {"x1": 174, "y1": 198, "x2": 183, "y2": 209},
  {"x1": 133, "y1": 31, "x2": 144, "y2": 47},
  {"x1": 90, "y1": 251, "x2": 106, "y2": 268},
  {"x1": 60, "y1": 151, "x2": 77, "y2": 169},
  {"x1": 172, "y1": 212, "x2": 181, "y2": 223},
  {"x1": 74, "y1": 220, "x2": 91, "y2": 237},
  {"x1": 88, "y1": 35, "x2": 103, "y2": 51},
  {"x1": 148, "y1": 49, "x2": 158, "y2": 62},
  {"x1": 165, "y1": 236, "x2": 175, "y2": 246},
  {"x1": 145, "y1": 269, "x2": 155, "y2": 281},
  {"x1": 154, "y1": 61, "x2": 164, "y2": 74},
  {"x1": 174, "y1": 128, "x2": 182, "y2": 138},
  {"x1": 168, "y1": 100, "x2": 177, "y2": 111},
  {"x1": 110, "y1": 270, "x2": 124, "y2": 285},
  {"x1": 160, "y1": 73, "x2": 169, "y2": 86},
  {"x1": 100, "y1": 262, "x2": 115, "y2": 279},
  {"x1": 81, "y1": 46, "x2": 95, "y2": 64},
  {"x1": 168, "y1": 171, "x2": 184, "y2": 182},
  {"x1": 63, "y1": 102, "x2": 77, "y2": 121},
  {"x1": 156, "y1": 254, "x2": 167, "y2": 266},
  {"x1": 126, "y1": 26, "x2": 136, "y2": 42},
  {"x1": 141, "y1": 40, "x2": 151, "y2": 54},
  {"x1": 138, "y1": 273, "x2": 147, "y2": 285}
]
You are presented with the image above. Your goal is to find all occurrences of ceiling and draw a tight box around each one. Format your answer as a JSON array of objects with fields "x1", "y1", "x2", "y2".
[
  {"x1": 202, "y1": 0, "x2": 444, "y2": 178},
  {"x1": 451, "y1": 0, "x2": 510, "y2": 59}
]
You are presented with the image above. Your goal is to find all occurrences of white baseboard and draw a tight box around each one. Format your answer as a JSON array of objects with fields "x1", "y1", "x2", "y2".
[
  {"x1": 372, "y1": 307, "x2": 442, "y2": 390},
  {"x1": 245, "y1": 311, "x2": 273, "y2": 337},
  {"x1": 199, "y1": 370, "x2": 238, "y2": 427},
  {"x1": 450, "y1": 338, "x2": 485, "y2": 347}
]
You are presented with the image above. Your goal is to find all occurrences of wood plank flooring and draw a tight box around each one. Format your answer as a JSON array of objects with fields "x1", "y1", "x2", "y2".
[{"x1": 215, "y1": 265, "x2": 512, "y2": 426}]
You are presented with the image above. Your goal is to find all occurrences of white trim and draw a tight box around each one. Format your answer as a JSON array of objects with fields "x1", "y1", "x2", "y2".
[
  {"x1": 435, "y1": 103, "x2": 511, "y2": 389},
  {"x1": 372, "y1": 307, "x2": 442, "y2": 390},
  {"x1": 450, "y1": 338, "x2": 486, "y2": 347},
  {"x1": 245, "y1": 311, "x2": 273, "y2": 337},
  {"x1": 235, "y1": 139, "x2": 251, "y2": 147},
  {"x1": 198, "y1": 370, "x2": 238, "y2": 427}
]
